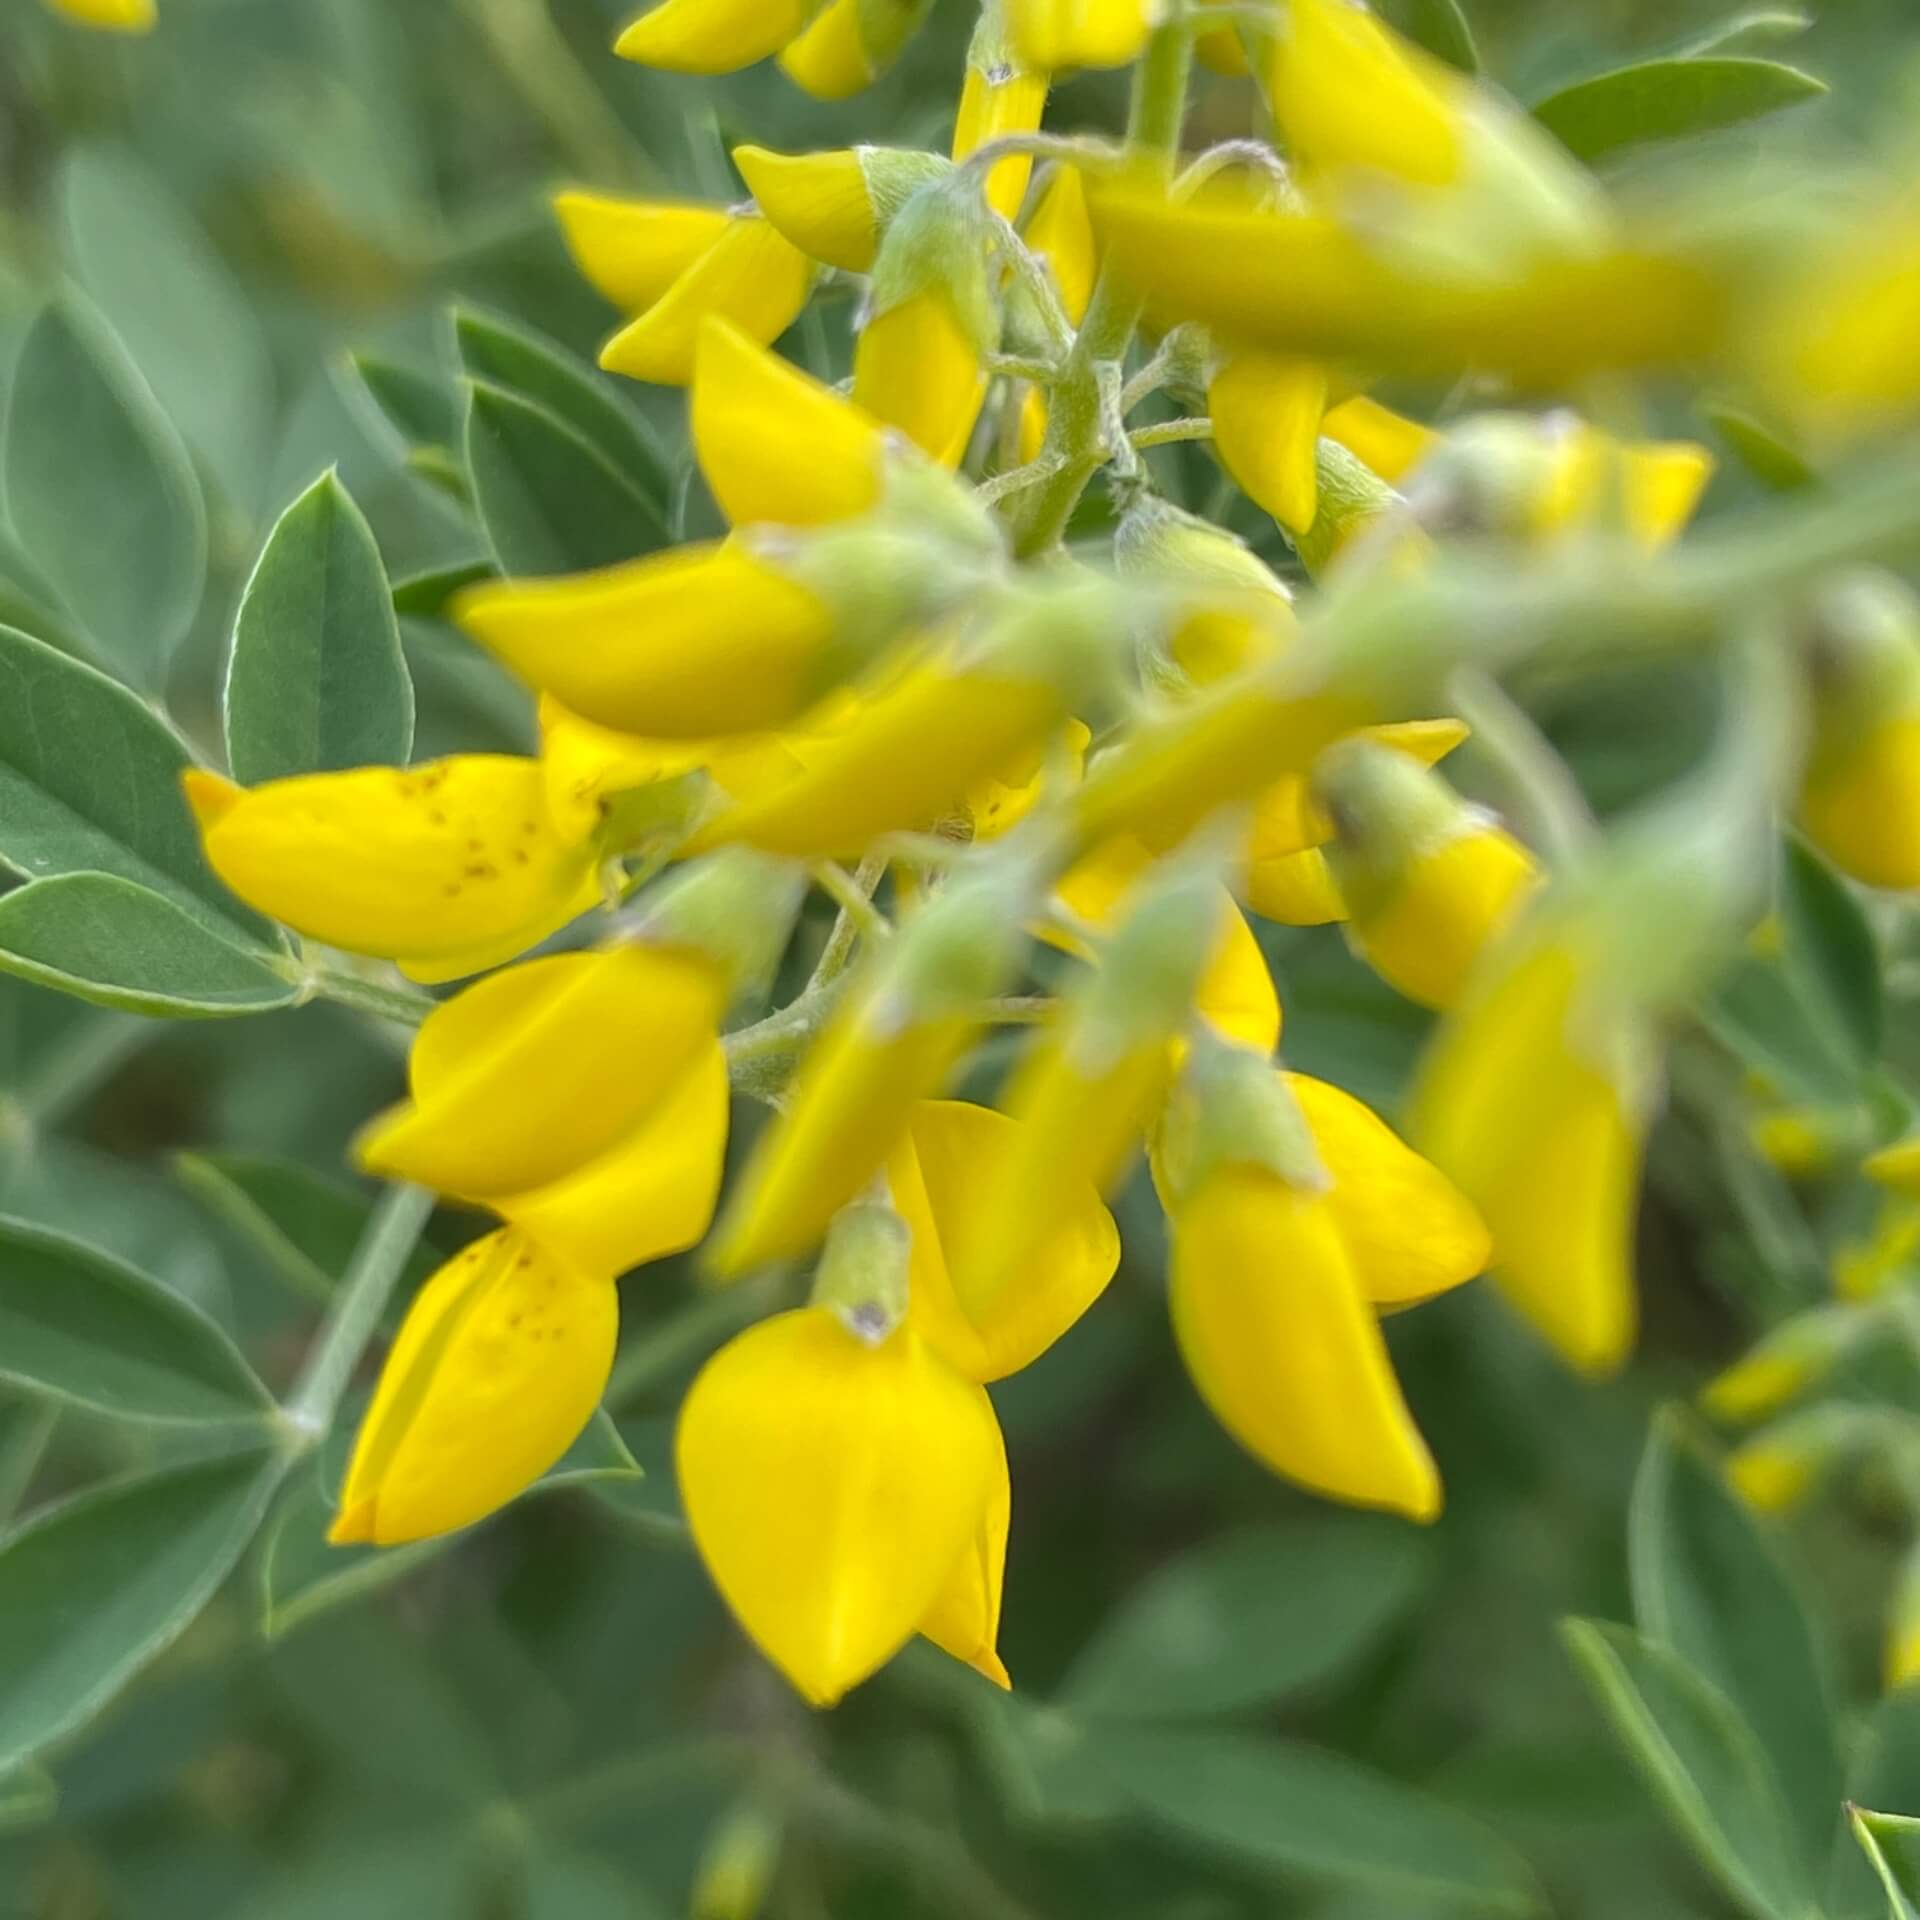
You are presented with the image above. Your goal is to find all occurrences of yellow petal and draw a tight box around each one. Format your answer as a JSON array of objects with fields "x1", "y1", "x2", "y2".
[
  {"x1": 1209, "y1": 352, "x2": 1329, "y2": 534},
  {"x1": 1247, "y1": 717, "x2": 1471, "y2": 864},
  {"x1": 1023, "y1": 165, "x2": 1098, "y2": 326},
  {"x1": 952, "y1": 63, "x2": 1049, "y2": 222},
  {"x1": 1800, "y1": 712, "x2": 1920, "y2": 891},
  {"x1": 852, "y1": 292, "x2": 986, "y2": 467},
  {"x1": 1867, "y1": 1138, "x2": 1920, "y2": 1196},
  {"x1": 1267, "y1": 0, "x2": 1463, "y2": 188},
  {"x1": 601, "y1": 215, "x2": 815, "y2": 386},
  {"x1": 183, "y1": 760, "x2": 597, "y2": 975},
  {"x1": 918, "y1": 1406, "x2": 1012, "y2": 1687},
  {"x1": 1247, "y1": 845, "x2": 1347, "y2": 924},
  {"x1": 615, "y1": 0, "x2": 819, "y2": 71},
  {"x1": 1532, "y1": 424, "x2": 1713, "y2": 549},
  {"x1": 1171, "y1": 1169, "x2": 1441, "y2": 1520},
  {"x1": 497, "y1": 1041, "x2": 730, "y2": 1274},
  {"x1": 1009, "y1": 0, "x2": 1153, "y2": 70},
  {"x1": 889, "y1": 1100, "x2": 1119, "y2": 1382},
  {"x1": 693, "y1": 317, "x2": 886, "y2": 527},
  {"x1": 691, "y1": 663, "x2": 1067, "y2": 860},
  {"x1": 1192, "y1": 0, "x2": 1247, "y2": 75},
  {"x1": 46, "y1": 0, "x2": 155, "y2": 27},
  {"x1": 552, "y1": 191, "x2": 733, "y2": 315},
  {"x1": 1193, "y1": 897, "x2": 1282, "y2": 1054},
  {"x1": 1287, "y1": 1072, "x2": 1489, "y2": 1307},
  {"x1": 968, "y1": 717, "x2": 1090, "y2": 843},
  {"x1": 1408, "y1": 936, "x2": 1643, "y2": 1374},
  {"x1": 356, "y1": 944, "x2": 725, "y2": 1200},
  {"x1": 330, "y1": 1228, "x2": 616, "y2": 1546},
  {"x1": 733, "y1": 145, "x2": 878, "y2": 272},
  {"x1": 456, "y1": 542, "x2": 836, "y2": 739},
  {"x1": 1321, "y1": 395, "x2": 1437, "y2": 486},
  {"x1": 779, "y1": 0, "x2": 927, "y2": 96},
  {"x1": 1343, "y1": 823, "x2": 1542, "y2": 1011},
  {"x1": 676, "y1": 1308, "x2": 999, "y2": 1705}
]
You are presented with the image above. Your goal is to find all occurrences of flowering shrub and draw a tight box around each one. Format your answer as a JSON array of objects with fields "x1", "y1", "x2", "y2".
[{"x1": 10, "y1": 0, "x2": 1920, "y2": 1912}]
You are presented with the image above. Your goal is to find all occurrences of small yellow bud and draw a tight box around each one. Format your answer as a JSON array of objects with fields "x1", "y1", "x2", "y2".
[
  {"x1": 1702, "y1": 1303, "x2": 1862, "y2": 1425},
  {"x1": 182, "y1": 760, "x2": 599, "y2": 985},
  {"x1": 1832, "y1": 1197, "x2": 1920, "y2": 1302},
  {"x1": 692, "y1": 1804, "x2": 783, "y2": 1920},
  {"x1": 1868, "y1": 1137, "x2": 1920, "y2": 1196},
  {"x1": 331, "y1": 1228, "x2": 617, "y2": 1546},
  {"x1": 615, "y1": 0, "x2": 822, "y2": 73},
  {"x1": 676, "y1": 1307, "x2": 1002, "y2": 1705},
  {"x1": 1727, "y1": 1438, "x2": 1815, "y2": 1514},
  {"x1": 44, "y1": 0, "x2": 155, "y2": 30}
]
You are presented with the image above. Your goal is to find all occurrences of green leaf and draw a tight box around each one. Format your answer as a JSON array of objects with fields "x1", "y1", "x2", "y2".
[
  {"x1": 1703, "y1": 401, "x2": 1816, "y2": 492},
  {"x1": 1394, "y1": 0, "x2": 1478, "y2": 73},
  {"x1": 393, "y1": 559, "x2": 496, "y2": 619},
  {"x1": 344, "y1": 352, "x2": 459, "y2": 453},
  {"x1": 0, "y1": 1762, "x2": 56, "y2": 1833},
  {"x1": 1630, "y1": 1409, "x2": 1840, "y2": 1868},
  {"x1": 1087, "y1": 1727, "x2": 1540, "y2": 1913},
  {"x1": 225, "y1": 470, "x2": 414, "y2": 785},
  {"x1": 1, "y1": 300, "x2": 205, "y2": 690},
  {"x1": 1562, "y1": 1618, "x2": 1812, "y2": 1920},
  {"x1": 0, "y1": 876, "x2": 296, "y2": 1019},
  {"x1": 1060, "y1": 1516, "x2": 1429, "y2": 1722},
  {"x1": 0, "y1": 623, "x2": 275, "y2": 945},
  {"x1": 1670, "y1": 8, "x2": 1811, "y2": 58},
  {"x1": 175, "y1": 1151, "x2": 450, "y2": 1308},
  {"x1": 1780, "y1": 833, "x2": 1882, "y2": 1068},
  {"x1": 56, "y1": 144, "x2": 273, "y2": 511},
  {"x1": 0, "y1": 1448, "x2": 283, "y2": 1774},
  {"x1": 1856, "y1": 1808, "x2": 1920, "y2": 1919},
  {"x1": 1533, "y1": 57, "x2": 1826, "y2": 165},
  {"x1": 452, "y1": 306, "x2": 671, "y2": 514},
  {"x1": 257, "y1": 1410, "x2": 640, "y2": 1639},
  {"x1": 0, "y1": 1217, "x2": 274, "y2": 1426},
  {"x1": 463, "y1": 380, "x2": 662, "y2": 578}
]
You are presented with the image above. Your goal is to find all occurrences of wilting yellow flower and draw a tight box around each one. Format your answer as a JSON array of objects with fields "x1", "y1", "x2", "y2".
[
  {"x1": 557, "y1": 194, "x2": 812, "y2": 385},
  {"x1": 1209, "y1": 351, "x2": 1330, "y2": 534},
  {"x1": 1321, "y1": 395, "x2": 1438, "y2": 485},
  {"x1": 889, "y1": 1099, "x2": 1120, "y2": 1381},
  {"x1": 952, "y1": 8, "x2": 1049, "y2": 221},
  {"x1": 779, "y1": 0, "x2": 933, "y2": 97},
  {"x1": 615, "y1": 0, "x2": 822, "y2": 73},
  {"x1": 44, "y1": 0, "x2": 154, "y2": 28},
  {"x1": 1409, "y1": 926, "x2": 1649, "y2": 1374},
  {"x1": 1023, "y1": 165, "x2": 1098, "y2": 327},
  {"x1": 1009, "y1": 0, "x2": 1154, "y2": 70},
  {"x1": 330, "y1": 1227, "x2": 617, "y2": 1546},
  {"x1": 693, "y1": 318, "x2": 887, "y2": 528},
  {"x1": 855, "y1": 290, "x2": 989, "y2": 467},
  {"x1": 183, "y1": 761, "x2": 600, "y2": 985},
  {"x1": 1702, "y1": 1303, "x2": 1859, "y2": 1425},
  {"x1": 455, "y1": 542, "x2": 836, "y2": 739},
  {"x1": 1169, "y1": 1166, "x2": 1442, "y2": 1518},
  {"x1": 677, "y1": 1306, "x2": 1003, "y2": 1704},
  {"x1": 355, "y1": 944, "x2": 725, "y2": 1200}
]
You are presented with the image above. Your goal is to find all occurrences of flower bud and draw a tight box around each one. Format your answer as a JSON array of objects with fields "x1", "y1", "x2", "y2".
[
  {"x1": 615, "y1": 0, "x2": 824, "y2": 73},
  {"x1": 952, "y1": 2, "x2": 1050, "y2": 219},
  {"x1": 1747, "y1": 1102, "x2": 1866, "y2": 1176},
  {"x1": 734, "y1": 143, "x2": 952, "y2": 273},
  {"x1": 46, "y1": 0, "x2": 156, "y2": 31},
  {"x1": 1702, "y1": 1302, "x2": 1866, "y2": 1425},
  {"x1": 692, "y1": 1804, "x2": 783, "y2": 1920},
  {"x1": 1315, "y1": 739, "x2": 1541, "y2": 1011},
  {"x1": 1798, "y1": 571, "x2": 1920, "y2": 890},
  {"x1": 1727, "y1": 1405, "x2": 1878, "y2": 1513},
  {"x1": 779, "y1": 0, "x2": 935, "y2": 99}
]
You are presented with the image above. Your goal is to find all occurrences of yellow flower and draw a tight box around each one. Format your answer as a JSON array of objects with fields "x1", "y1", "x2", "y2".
[
  {"x1": 1321, "y1": 395, "x2": 1438, "y2": 486},
  {"x1": 779, "y1": 0, "x2": 933, "y2": 97},
  {"x1": 918, "y1": 1411, "x2": 1013, "y2": 1688},
  {"x1": 854, "y1": 291, "x2": 988, "y2": 468},
  {"x1": 330, "y1": 1227, "x2": 617, "y2": 1546},
  {"x1": 355, "y1": 944, "x2": 726, "y2": 1200},
  {"x1": 1169, "y1": 1166, "x2": 1441, "y2": 1519},
  {"x1": 182, "y1": 760, "x2": 600, "y2": 985},
  {"x1": 1246, "y1": 845, "x2": 1347, "y2": 925},
  {"x1": 1701, "y1": 1304, "x2": 1859, "y2": 1425},
  {"x1": 888, "y1": 1099, "x2": 1120, "y2": 1381},
  {"x1": 1522, "y1": 420, "x2": 1713, "y2": 549},
  {"x1": 1832, "y1": 1196, "x2": 1920, "y2": 1302},
  {"x1": 1208, "y1": 350, "x2": 1330, "y2": 534},
  {"x1": 1008, "y1": 0, "x2": 1154, "y2": 71},
  {"x1": 44, "y1": 0, "x2": 154, "y2": 27},
  {"x1": 1801, "y1": 711, "x2": 1920, "y2": 891},
  {"x1": 615, "y1": 0, "x2": 823, "y2": 73},
  {"x1": 676, "y1": 1306, "x2": 1003, "y2": 1705},
  {"x1": 572, "y1": 202, "x2": 812, "y2": 387},
  {"x1": 1192, "y1": 0, "x2": 1247, "y2": 76},
  {"x1": 454, "y1": 542, "x2": 836, "y2": 740},
  {"x1": 1727, "y1": 1435, "x2": 1816, "y2": 1514},
  {"x1": 1023, "y1": 165, "x2": 1098, "y2": 327},
  {"x1": 734, "y1": 144, "x2": 951, "y2": 274},
  {"x1": 1409, "y1": 928, "x2": 1649, "y2": 1374},
  {"x1": 692, "y1": 318, "x2": 887, "y2": 528},
  {"x1": 952, "y1": 9, "x2": 1049, "y2": 221},
  {"x1": 1868, "y1": 1136, "x2": 1920, "y2": 1195}
]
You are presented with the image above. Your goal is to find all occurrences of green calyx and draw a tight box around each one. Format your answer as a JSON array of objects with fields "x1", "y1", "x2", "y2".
[
  {"x1": 1153, "y1": 1030, "x2": 1327, "y2": 1211},
  {"x1": 1313, "y1": 736, "x2": 1480, "y2": 918},
  {"x1": 811, "y1": 1199, "x2": 912, "y2": 1342},
  {"x1": 630, "y1": 847, "x2": 807, "y2": 1001}
]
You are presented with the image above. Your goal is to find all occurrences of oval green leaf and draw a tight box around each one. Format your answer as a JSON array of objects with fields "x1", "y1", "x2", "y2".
[
  {"x1": 0, "y1": 623, "x2": 275, "y2": 945},
  {"x1": 463, "y1": 380, "x2": 662, "y2": 578},
  {"x1": 1856, "y1": 1808, "x2": 1920, "y2": 1920},
  {"x1": 1, "y1": 300, "x2": 206, "y2": 690},
  {"x1": 226, "y1": 470, "x2": 414, "y2": 785},
  {"x1": 1533, "y1": 56, "x2": 1826, "y2": 165},
  {"x1": 1562, "y1": 1617, "x2": 1812, "y2": 1920},
  {"x1": 0, "y1": 875, "x2": 296, "y2": 1019},
  {"x1": 0, "y1": 1217, "x2": 274, "y2": 1425},
  {"x1": 344, "y1": 352, "x2": 460, "y2": 455},
  {"x1": 0, "y1": 1448, "x2": 283, "y2": 1774},
  {"x1": 1061, "y1": 1516, "x2": 1429, "y2": 1722}
]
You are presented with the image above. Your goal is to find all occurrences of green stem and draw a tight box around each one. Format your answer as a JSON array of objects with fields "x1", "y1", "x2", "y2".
[
  {"x1": 304, "y1": 966, "x2": 434, "y2": 1027},
  {"x1": 285, "y1": 1183, "x2": 435, "y2": 1438},
  {"x1": 1002, "y1": 21, "x2": 1193, "y2": 556},
  {"x1": 1445, "y1": 666, "x2": 1596, "y2": 865}
]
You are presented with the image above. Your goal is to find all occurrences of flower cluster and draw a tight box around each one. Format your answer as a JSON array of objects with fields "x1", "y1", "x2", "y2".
[{"x1": 182, "y1": 0, "x2": 1920, "y2": 1709}]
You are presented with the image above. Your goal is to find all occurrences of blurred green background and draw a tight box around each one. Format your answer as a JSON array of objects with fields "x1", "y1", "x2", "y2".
[{"x1": 4, "y1": 1, "x2": 1920, "y2": 1915}]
